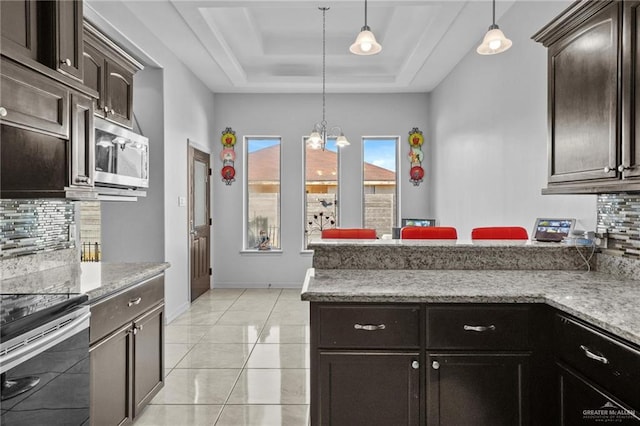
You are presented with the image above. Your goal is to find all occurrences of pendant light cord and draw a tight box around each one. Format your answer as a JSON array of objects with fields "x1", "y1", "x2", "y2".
[
  {"x1": 364, "y1": 0, "x2": 368, "y2": 28},
  {"x1": 492, "y1": 0, "x2": 496, "y2": 25},
  {"x1": 321, "y1": 7, "x2": 327, "y2": 128}
]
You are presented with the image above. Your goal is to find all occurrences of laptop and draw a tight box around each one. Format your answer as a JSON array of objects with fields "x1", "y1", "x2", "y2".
[{"x1": 532, "y1": 218, "x2": 575, "y2": 242}]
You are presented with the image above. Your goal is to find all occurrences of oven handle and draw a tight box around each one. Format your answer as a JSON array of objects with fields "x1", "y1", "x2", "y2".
[{"x1": 0, "y1": 310, "x2": 90, "y2": 374}]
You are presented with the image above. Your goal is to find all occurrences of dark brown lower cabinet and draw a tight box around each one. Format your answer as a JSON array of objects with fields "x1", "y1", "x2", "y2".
[
  {"x1": 318, "y1": 352, "x2": 420, "y2": 426},
  {"x1": 427, "y1": 353, "x2": 530, "y2": 426},
  {"x1": 133, "y1": 305, "x2": 164, "y2": 414},
  {"x1": 90, "y1": 303, "x2": 163, "y2": 426},
  {"x1": 90, "y1": 275, "x2": 165, "y2": 426},
  {"x1": 558, "y1": 363, "x2": 640, "y2": 425},
  {"x1": 90, "y1": 323, "x2": 133, "y2": 426}
]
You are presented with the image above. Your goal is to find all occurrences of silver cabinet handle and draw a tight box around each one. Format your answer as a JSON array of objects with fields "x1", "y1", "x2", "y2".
[
  {"x1": 75, "y1": 176, "x2": 90, "y2": 184},
  {"x1": 411, "y1": 361, "x2": 419, "y2": 370},
  {"x1": 618, "y1": 165, "x2": 633, "y2": 172},
  {"x1": 128, "y1": 297, "x2": 142, "y2": 307},
  {"x1": 0, "y1": 107, "x2": 7, "y2": 117},
  {"x1": 432, "y1": 361, "x2": 440, "y2": 370},
  {"x1": 104, "y1": 106, "x2": 109, "y2": 113},
  {"x1": 110, "y1": 108, "x2": 115, "y2": 115},
  {"x1": 604, "y1": 166, "x2": 616, "y2": 173},
  {"x1": 354, "y1": 324, "x2": 386, "y2": 331},
  {"x1": 580, "y1": 345, "x2": 609, "y2": 364},
  {"x1": 61, "y1": 58, "x2": 72, "y2": 66},
  {"x1": 463, "y1": 324, "x2": 496, "y2": 332}
]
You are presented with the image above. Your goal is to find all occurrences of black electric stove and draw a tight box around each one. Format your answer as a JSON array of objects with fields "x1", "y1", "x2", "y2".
[
  {"x1": 0, "y1": 293, "x2": 88, "y2": 342},
  {"x1": 0, "y1": 293, "x2": 90, "y2": 425}
]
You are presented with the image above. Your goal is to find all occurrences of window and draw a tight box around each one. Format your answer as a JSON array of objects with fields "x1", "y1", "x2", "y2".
[
  {"x1": 245, "y1": 137, "x2": 281, "y2": 250},
  {"x1": 363, "y1": 137, "x2": 399, "y2": 237},
  {"x1": 304, "y1": 138, "x2": 339, "y2": 246}
]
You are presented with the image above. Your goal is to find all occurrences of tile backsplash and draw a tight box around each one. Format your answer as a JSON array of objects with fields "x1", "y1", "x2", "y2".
[
  {"x1": 597, "y1": 193, "x2": 640, "y2": 258},
  {"x1": 0, "y1": 199, "x2": 75, "y2": 258}
]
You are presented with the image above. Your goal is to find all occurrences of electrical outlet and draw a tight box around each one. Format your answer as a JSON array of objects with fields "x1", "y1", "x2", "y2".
[
  {"x1": 178, "y1": 196, "x2": 187, "y2": 207},
  {"x1": 594, "y1": 232, "x2": 608, "y2": 249}
]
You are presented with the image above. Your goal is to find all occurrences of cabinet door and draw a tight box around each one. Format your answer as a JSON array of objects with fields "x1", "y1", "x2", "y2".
[
  {"x1": 90, "y1": 323, "x2": 134, "y2": 426},
  {"x1": 427, "y1": 353, "x2": 530, "y2": 426},
  {"x1": 56, "y1": 0, "x2": 83, "y2": 80},
  {"x1": 0, "y1": 59, "x2": 69, "y2": 138},
  {"x1": 82, "y1": 42, "x2": 105, "y2": 114},
  {"x1": 70, "y1": 93, "x2": 95, "y2": 188},
  {"x1": 547, "y1": 2, "x2": 620, "y2": 184},
  {"x1": 316, "y1": 352, "x2": 420, "y2": 426},
  {"x1": 0, "y1": 0, "x2": 38, "y2": 62},
  {"x1": 105, "y1": 60, "x2": 133, "y2": 128},
  {"x1": 623, "y1": 1, "x2": 640, "y2": 180},
  {"x1": 558, "y1": 363, "x2": 640, "y2": 425},
  {"x1": 133, "y1": 304, "x2": 164, "y2": 417}
]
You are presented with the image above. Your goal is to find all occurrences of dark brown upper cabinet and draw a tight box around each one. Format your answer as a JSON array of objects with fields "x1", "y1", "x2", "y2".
[
  {"x1": 54, "y1": 0, "x2": 84, "y2": 80},
  {"x1": 1, "y1": 0, "x2": 84, "y2": 83},
  {"x1": 533, "y1": 0, "x2": 640, "y2": 193},
  {"x1": 83, "y1": 22, "x2": 142, "y2": 129},
  {"x1": 0, "y1": 0, "x2": 38, "y2": 62}
]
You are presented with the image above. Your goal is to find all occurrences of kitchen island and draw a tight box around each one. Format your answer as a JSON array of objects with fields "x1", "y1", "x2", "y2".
[{"x1": 303, "y1": 241, "x2": 640, "y2": 426}]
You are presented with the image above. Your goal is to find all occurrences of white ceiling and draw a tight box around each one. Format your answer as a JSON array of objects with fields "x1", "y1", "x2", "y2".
[{"x1": 89, "y1": 0, "x2": 521, "y2": 94}]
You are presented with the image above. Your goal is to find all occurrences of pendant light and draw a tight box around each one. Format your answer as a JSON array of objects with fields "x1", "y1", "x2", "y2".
[
  {"x1": 350, "y1": 0, "x2": 382, "y2": 56},
  {"x1": 308, "y1": 7, "x2": 350, "y2": 151},
  {"x1": 476, "y1": 0, "x2": 512, "y2": 55}
]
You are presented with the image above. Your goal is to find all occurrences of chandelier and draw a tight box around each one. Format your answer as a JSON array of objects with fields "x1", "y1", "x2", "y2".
[{"x1": 308, "y1": 7, "x2": 350, "y2": 151}]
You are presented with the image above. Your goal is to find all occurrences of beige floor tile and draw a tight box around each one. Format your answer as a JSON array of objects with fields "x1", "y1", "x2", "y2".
[
  {"x1": 176, "y1": 343, "x2": 254, "y2": 369},
  {"x1": 265, "y1": 309, "x2": 309, "y2": 326},
  {"x1": 217, "y1": 310, "x2": 270, "y2": 326},
  {"x1": 151, "y1": 369, "x2": 241, "y2": 404},
  {"x1": 191, "y1": 298, "x2": 236, "y2": 312},
  {"x1": 171, "y1": 310, "x2": 224, "y2": 326},
  {"x1": 277, "y1": 289, "x2": 305, "y2": 300},
  {"x1": 215, "y1": 404, "x2": 309, "y2": 426},
  {"x1": 164, "y1": 325, "x2": 211, "y2": 343},
  {"x1": 228, "y1": 298, "x2": 278, "y2": 312},
  {"x1": 207, "y1": 289, "x2": 246, "y2": 300},
  {"x1": 272, "y1": 301, "x2": 309, "y2": 313},
  {"x1": 246, "y1": 344, "x2": 310, "y2": 369},
  {"x1": 135, "y1": 404, "x2": 223, "y2": 426},
  {"x1": 258, "y1": 325, "x2": 310, "y2": 344},
  {"x1": 227, "y1": 369, "x2": 310, "y2": 405},
  {"x1": 165, "y1": 343, "x2": 193, "y2": 369},
  {"x1": 200, "y1": 325, "x2": 261, "y2": 343}
]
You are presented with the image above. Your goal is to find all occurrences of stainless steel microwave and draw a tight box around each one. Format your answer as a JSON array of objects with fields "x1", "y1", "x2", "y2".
[{"x1": 94, "y1": 118, "x2": 149, "y2": 189}]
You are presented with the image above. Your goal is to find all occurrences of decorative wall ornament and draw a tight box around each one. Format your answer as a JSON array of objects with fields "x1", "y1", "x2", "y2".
[
  {"x1": 408, "y1": 127, "x2": 424, "y2": 186},
  {"x1": 220, "y1": 127, "x2": 236, "y2": 185}
]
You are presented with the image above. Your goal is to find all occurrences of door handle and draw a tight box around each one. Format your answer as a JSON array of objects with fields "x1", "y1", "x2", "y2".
[
  {"x1": 353, "y1": 324, "x2": 386, "y2": 331},
  {"x1": 463, "y1": 324, "x2": 496, "y2": 332}
]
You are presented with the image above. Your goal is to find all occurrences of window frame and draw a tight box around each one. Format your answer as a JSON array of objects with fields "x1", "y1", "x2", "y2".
[
  {"x1": 243, "y1": 135, "x2": 283, "y2": 252},
  {"x1": 302, "y1": 136, "x2": 341, "y2": 249},
  {"x1": 361, "y1": 136, "x2": 401, "y2": 235}
]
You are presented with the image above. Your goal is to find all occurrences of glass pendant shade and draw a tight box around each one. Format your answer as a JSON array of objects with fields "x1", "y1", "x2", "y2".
[
  {"x1": 336, "y1": 133, "x2": 350, "y2": 148},
  {"x1": 477, "y1": 25, "x2": 512, "y2": 55},
  {"x1": 350, "y1": 27, "x2": 382, "y2": 55},
  {"x1": 308, "y1": 131, "x2": 323, "y2": 150}
]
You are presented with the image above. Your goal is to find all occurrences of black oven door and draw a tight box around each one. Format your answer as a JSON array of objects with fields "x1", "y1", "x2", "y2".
[{"x1": 1, "y1": 312, "x2": 90, "y2": 425}]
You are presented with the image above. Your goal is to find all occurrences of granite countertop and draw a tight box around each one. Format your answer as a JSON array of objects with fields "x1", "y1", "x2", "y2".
[
  {"x1": 0, "y1": 261, "x2": 170, "y2": 302},
  {"x1": 301, "y1": 268, "x2": 640, "y2": 347}
]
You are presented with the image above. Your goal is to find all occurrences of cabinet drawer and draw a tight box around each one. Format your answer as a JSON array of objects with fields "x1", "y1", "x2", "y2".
[
  {"x1": 0, "y1": 59, "x2": 69, "y2": 138},
  {"x1": 427, "y1": 306, "x2": 530, "y2": 350},
  {"x1": 90, "y1": 274, "x2": 164, "y2": 344},
  {"x1": 316, "y1": 304, "x2": 420, "y2": 349},
  {"x1": 555, "y1": 314, "x2": 640, "y2": 409}
]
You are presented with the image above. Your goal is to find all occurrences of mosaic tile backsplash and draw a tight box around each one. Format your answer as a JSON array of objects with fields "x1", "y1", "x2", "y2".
[
  {"x1": 597, "y1": 193, "x2": 640, "y2": 258},
  {"x1": 0, "y1": 199, "x2": 75, "y2": 258}
]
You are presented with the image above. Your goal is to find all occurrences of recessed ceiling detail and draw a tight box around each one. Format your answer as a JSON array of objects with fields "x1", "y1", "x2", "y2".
[{"x1": 111, "y1": 0, "x2": 515, "y2": 94}]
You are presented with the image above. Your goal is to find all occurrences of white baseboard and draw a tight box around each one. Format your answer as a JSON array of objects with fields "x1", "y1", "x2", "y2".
[
  {"x1": 213, "y1": 281, "x2": 303, "y2": 289},
  {"x1": 165, "y1": 300, "x2": 190, "y2": 324}
]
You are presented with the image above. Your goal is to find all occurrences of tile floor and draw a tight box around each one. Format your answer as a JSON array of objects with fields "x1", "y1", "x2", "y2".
[{"x1": 135, "y1": 288, "x2": 310, "y2": 426}]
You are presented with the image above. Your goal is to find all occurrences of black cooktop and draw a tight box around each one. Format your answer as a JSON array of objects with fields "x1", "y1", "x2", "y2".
[{"x1": 0, "y1": 293, "x2": 89, "y2": 342}]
